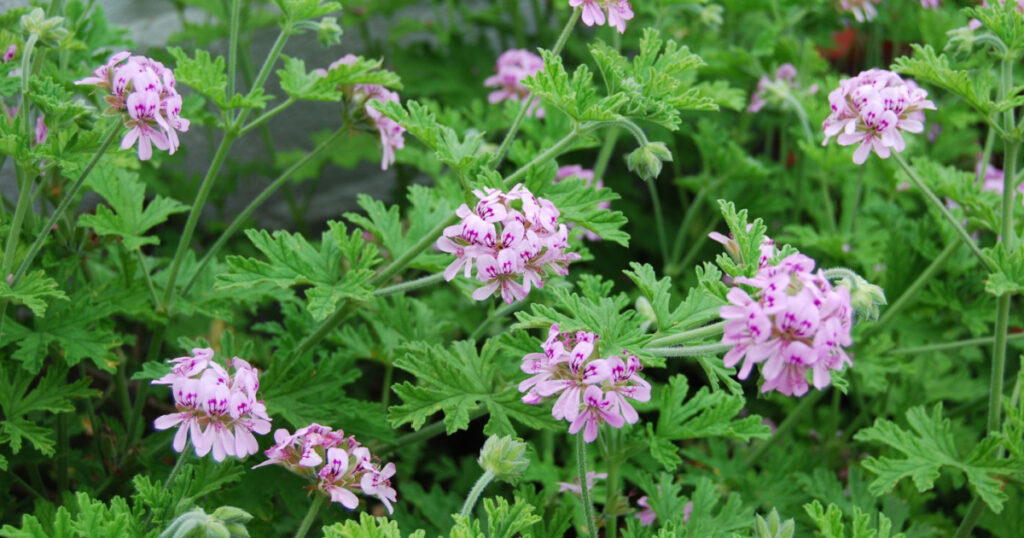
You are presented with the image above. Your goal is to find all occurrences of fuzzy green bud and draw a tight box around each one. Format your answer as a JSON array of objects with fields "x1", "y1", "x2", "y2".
[
  {"x1": 626, "y1": 141, "x2": 673, "y2": 181},
  {"x1": 635, "y1": 296, "x2": 657, "y2": 332},
  {"x1": 316, "y1": 17, "x2": 343, "y2": 47},
  {"x1": 160, "y1": 507, "x2": 253, "y2": 538},
  {"x1": 823, "y1": 267, "x2": 886, "y2": 321},
  {"x1": 753, "y1": 509, "x2": 795, "y2": 538},
  {"x1": 477, "y1": 435, "x2": 529, "y2": 483},
  {"x1": 20, "y1": 8, "x2": 68, "y2": 48}
]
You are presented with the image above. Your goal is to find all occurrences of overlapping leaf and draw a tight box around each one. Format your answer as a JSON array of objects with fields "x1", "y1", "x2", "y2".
[
  {"x1": 0, "y1": 270, "x2": 67, "y2": 317},
  {"x1": 79, "y1": 168, "x2": 188, "y2": 250},
  {"x1": 0, "y1": 364, "x2": 95, "y2": 456}
]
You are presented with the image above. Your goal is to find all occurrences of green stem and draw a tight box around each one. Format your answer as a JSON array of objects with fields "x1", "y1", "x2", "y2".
[
  {"x1": 460, "y1": 469, "x2": 496, "y2": 518},
  {"x1": 469, "y1": 301, "x2": 523, "y2": 341},
  {"x1": 135, "y1": 249, "x2": 160, "y2": 308},
  {"x1": 891, "y1": 153, "x2": 994, "y2": 271},
  {"x1": 866, "y1": 238, "x2": 959, "y2": 336},
  {"x1": 182, "y1": 127, "x2": 344, "y2": 295},
  {"x1": 226, "y1": 0, "x2": 241, "y2": 102},
  {"x1": 239, "y1": 98, "x2": 295, "y2": 135},
  {"x1": 668, "y1": 186, "x2": 708, "y2": 268},
  {"x1": 57, "y1": 412, "x2": 69, "y2": 497},
  {"x1": 886, "y1": 332, "x2": 1024, "y2": 355},
  {"x1": 12, "y1": 121, "x2": 121, "y2": 286},
  {"x1": 648, "y1": 321, "x2": 726, "y2": 347},
  {"x1": 3, "y1": 32, "x2": 40, "y2": 277},
  {"x1": 380, "y1": 362, "x2": 393, "y2": 409},
  {"x1": 502, "y1": 127, "x2": 581, "y2": 188},
  {"x1": 645, "y1": 343, "x2": 731, "y2": 357},
  {"x1": 592, "y1": 127, "x2": 620, "y2": 181},
  {"x1": 576, "y1": 433, "x2": 599, "y2": 537},
  {"x1": 374, "y1": 273, "x2": 444, "y2": 297},
  {"x1": 293, "y1": 493, "x2": 326, "y2": 538},
  {"x1": 646, "y1": 180, "x2": 670, "y2": 264},
  {"x1": 160, "y1": 132, "x2": 237, "y2": 310},
  {"x1": 236, "y1": 27, "x2": 290, "y2": 127},
  {"x1": 16, "y1": 33, "x2": 38, "y2": 171},
  {"x1": 121, "y1": 324, "x2": 167, "y2": 464},
  {"x1": 745, "y1": 390, "x2": 824, "y2": 466},
  {"x1": 162, "y1": 442, "x2": 191, "y2": 492},
  {"x1": 490, "y1": 7, "x2": 580, "y2": 169}
]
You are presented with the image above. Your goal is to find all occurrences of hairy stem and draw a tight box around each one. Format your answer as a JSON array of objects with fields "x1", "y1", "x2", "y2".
[
  {"x1": 647, "y1": 180, "x2": 670, "y2": 264},
  {"x1": 577, "y1": 434, "x2": 599, "y2": 537},
  {"x1": 460, "y1": 469, "x2": 496, "y2": 518},
  {"x1": 648, "y1": 321, "x2": 726, "y2": 347},
  {"x1": 645, "y1": 343, "x2": 731, "y2": 357},
  {"x1": 886, "y1": 332, "x2": 1024, "y2": 355}
]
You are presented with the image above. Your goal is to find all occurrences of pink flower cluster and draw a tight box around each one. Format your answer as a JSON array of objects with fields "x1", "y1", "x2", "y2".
[
  {"x1": 839, "y1": 0, "x2": 881, "y2": 22},
  {"x1": 152, "y1": 348, "x2": 271, "y2": 461},
  {"x1": 436, "y1": 184, "x2": 580, "y2": 304},
  {"x1": 75, "y1": 51, "x2": 190, "y2": 161},
  {"x1": 254, "y1": 423, "x2": 397, "y2": 514},
  {"x1": 519, "y1": 324, "x2": 651, "y2": 442},
  {"x1": 569, "y1": 0, "x2": 634, "y2": 33},
  {"x1": 555, "y1": 165, "x2": 609, "y2": 241},
  {"x1": 485, "y1": 49, "x2": 545, "y2": 118},
  {"x1": 316, "y1": 55, "x2": 405, "y2": 170},
  {"x1": 822, "y1": 69, "x2": 935, "y2": 165},
  {"x1": 719, "y1": 253, "x2": 854, "y2": 397}
]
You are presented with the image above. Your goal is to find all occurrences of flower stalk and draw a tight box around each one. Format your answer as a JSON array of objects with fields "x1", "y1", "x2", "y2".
[
  {"x1": 576, "y1": 433, "x2": 599, "y2": 537},
  {"x1": 459, "y1": 469, "x2": 496, "y2": 518},
  {"x1": 293, "y1": 493, "x2": 325, "y2": 538}
]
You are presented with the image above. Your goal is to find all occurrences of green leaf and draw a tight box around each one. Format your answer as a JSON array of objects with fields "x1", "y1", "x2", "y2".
[
  {"x1": 79, "y1": 168, "x2": 188, "y2": 250},
  {"x1": 277, "y1": 55, "x2": 402, "y2": 102},
  {"x1": 388, "y1": 339, "x2": 557, "y2": 436},
  {"x1": 343, "y1": 191, "x2": 450, "y2": 272},
  {"x1": 715, "y1": 200, "x2": 769, "y2": 278},
  {"x1": 0, "y1": 270, "x2": 67, "y2": 317},
  {"x1": 276, "y1": 0, "x2": 341, "y2": 22},
  {"x1": 891, "y1": 45, "x2": 992, "y2": 116},
  {"x1": 536, "y1": 176, "x2": 629, "y2": 246},
  {"x1": 646, "y1": 375, "x2": 770, "y2": 470},
  {"x1": 482, "y1": 495, "x2": 542, "y2": 538},
  {"x1": 984, "y1": 243, "x2": 1024, "y2": 296},
  {"x1": 853, "y1": 403, "x2": 1014, "y2": 513},
  {"x1": 376, "y1": 99, "x2": 490, "y2": 177},
  {"x1": 803, "y1": 501, "x2": 906, "y2": 538},
  {"x1": 216, "y1": 221, "x2": 380, "y2": 320},
  {"x1": 0, "y1": 364, "x2": 95, "y2": 455},
  {"x1": 169, "y1": 47, "x2": 271, "y2": 111},
  {"x1": 322, "y1": 513, "x2": 409, "y2": 538},
  {"x1": 623, "y1": 263, "x2": 725, "y2": 334},
  {"x1": 523, "y1": 49, "x2": 623, "y2": 123}
]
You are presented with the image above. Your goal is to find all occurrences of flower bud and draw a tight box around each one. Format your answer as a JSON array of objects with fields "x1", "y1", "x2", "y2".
[
  {"x1": 20, "y1": 8, "x2": 69, "y2": 48},
  {"x1": 626, "y1": 142, "x2": 673, "y2": 181},
  {"x1": 636, "y1": 296, "x2": 656, "y2": 332},
  {"x1": 753, "y1": 508, "x2": 795, "y2": 538},
  {"x1": 824, "y1": 267, "x2": 886, "y2": 321},
  {"x1": 316, "y1": 17, "x2": 343, "y2": 47},
  {"x1": 477, "y1": 435, "x2": 529, "y2": 483}
]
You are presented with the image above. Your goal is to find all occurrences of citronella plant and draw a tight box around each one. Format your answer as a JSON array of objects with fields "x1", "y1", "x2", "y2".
[{"x1": 2, "y1": 1, "x2": 1024, "y2": 537}]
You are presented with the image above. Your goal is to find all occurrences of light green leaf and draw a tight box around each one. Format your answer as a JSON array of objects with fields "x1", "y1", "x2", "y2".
[
  {"x1": 0, "y1": 270, "x2": 67, "y2": 317},
  {"x1": 0, "y1": 364, "x2": 95, "y2": 455},
  {"x1": 79, "y1": 168, "x2": 188, "y2": 250}
]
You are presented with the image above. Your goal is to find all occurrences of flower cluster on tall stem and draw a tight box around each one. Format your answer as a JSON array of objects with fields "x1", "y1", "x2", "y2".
[
  {"x1": 75, "y1": 51, "x2": 190, "y2": 160},
  {"x1": 254, "y1": 423, "x2": 397, "y2": 513},
  {"x1": 718, "y1": 251, "x2": 855, "y2": 397},
  {"x1": 437, "y1": 184, "x2": 580, "y2": 303},
  {"x1": 556, "y1": 165, "x2": 609, "y2": 241},
  {"x1": 747, "y1": 64, "x2": 818, "y2": 114},
  {"x1": 152, "y1": 348, "x2": 271, "y2": 461},
  {"x1": 485, "y1": 49, "x2": 545, "y2": 118},
  {"x1": 822, "y1": 69, "x2": 935, "y2": 164},
  {"x1": 316, "y1": 54, "x2": 405, "y2": 170},
  {"x1": 569, "y1": 0, "x2": 634, "y2": 33},
  {"x1": 520, "y1": 324, "x2": 650, "y2": 442}
]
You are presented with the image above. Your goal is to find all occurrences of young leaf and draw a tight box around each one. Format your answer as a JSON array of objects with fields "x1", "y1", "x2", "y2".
[
  {"x1": 168, "y1": 47, "x2": 271, "y2": 111},
  {"x1": 891, "y1": 45, "x2": 992, "y2": 116},
  {"x1": 984, "y1": 243, "x2": 1024, "y2": 296},
  {"x1": 0, "y1": 269, "x2": 68, "y2": 318},
  {"x1": 853, "y1": 403, "x2": 1014, "y2": 513},
  {"x1": 803, "y1": 501, "x2": 906, "y2": 538},
  {"x1": 79, "y1": 168, "x2": 188, "y2": 250},
  {"x1": 322, "y1": 513, "x2": 415, "y2": 538}
]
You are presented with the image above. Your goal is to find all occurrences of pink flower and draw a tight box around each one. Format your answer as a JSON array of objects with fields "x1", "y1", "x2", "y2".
[
  {"x1": 34, "y1": 115, "x2": 47, "y2": 146},
  {"x1": 521, "y1": 325, "x2": 648, "y2": 442},
  {"x1": 2, "y1": 45, "x2": 15, "y2": 63},
  {"x1": 76, "y1": 52, "x2": 188, "y2": 161},
  {"x1": 569, "y1": 0, "x2": 634, "y2": 33},
  {"x1": 485, "y1": 49, "x2": 545, "y2": 118},
  {"x1": 256, "y1": 423, "x2": 398, "y2": 513},
  {"x1": 822, "y1": 69, "x2": 935, "y2": 164},
  {"x1": 838, "y1": 0, "x2": 881, "y2": 22},
  {"x1": 977, "y1": 157, "x2": 1024, "y2": 200},
  {"x1": 320, "y1": 55, "x2": 405, "y2": 170},
  {"x1": 921, "y1": 0, "x2": 940, "y2": 7},
  {"x1": 152, "y1": 348, "x2": 271, "y2": 461},
  {"x1": 636, "y1": 496, "x2": 656, "y2": 526},
  {"x1": 747, "y1": 64, "x2": 809, "y2": 114},
  {"x1": 437, "y1": 184, "x2": 580, "y2": 304},
  {"x1": 715, "y1": 246, "x2": 855, "y2": 397}
]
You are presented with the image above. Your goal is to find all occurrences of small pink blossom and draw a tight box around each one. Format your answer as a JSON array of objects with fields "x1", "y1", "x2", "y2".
[
  {"x1": 152, "y1": 348, "x2": 271, "y2": 461},
  {"x1": 34, "y1": 115, "x2": 46, "y2": 145},
  {"x1": 485, "y1": 49, "x2": 545, "y2": 118},
  {"x1": 437, "y1": 184, "x2": 580, "y2": 304},
  {"x1": 748, "y1": 64, "x2": 807, "y2": 114},
  {"x1": 255, "y1": 423, "x2": 398, "y2": 514},
  {"x1": 569, "y1": 0, "x2": 634, "y2": 33},
  {"x1": 2, "y1": 45, "x2": 16, "y2": 63},
  {"x1": 713, "y1": 240, "x2": 856, "y2": 397},
  {"x1": 839, "y1": 0, "x2": 881, "y2": 22},
  {"x1": 75, "y1": 51, "x2": 188, "y2": 161},
  {"x1": 521, "y1": 325, "x2": 650, "y2": 442},
  {"x1": 557, "y1": 471, "x2": 607, "y2": 494},
  {"x1": 822, "y1": 69, "x2": 935, "y2": 164}
]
